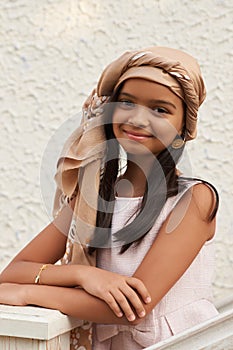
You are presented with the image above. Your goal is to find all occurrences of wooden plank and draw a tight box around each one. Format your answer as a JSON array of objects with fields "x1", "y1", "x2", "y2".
[
  {"x1": 0, "y1": 333, "x2": 70, "y2": 350},
  {"x1": 0, "y1": 305, "x2": 83, "y2": 340}
]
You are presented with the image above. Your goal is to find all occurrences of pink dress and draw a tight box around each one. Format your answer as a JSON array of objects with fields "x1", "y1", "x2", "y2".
[{"x1": 92, "y1": 182, "x2": 219, "y2": 349}]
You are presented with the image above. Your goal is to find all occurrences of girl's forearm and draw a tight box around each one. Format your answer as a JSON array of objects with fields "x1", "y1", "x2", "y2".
[
  {"x1": 0, "y1": 261, "x2": 86, "y2": 287},
  {"x1": 26, "y1": 284, "x2": 135, "y2": 325},
  {"x1": 1, "y1": 263, "x2": 151, "y2": 323}
]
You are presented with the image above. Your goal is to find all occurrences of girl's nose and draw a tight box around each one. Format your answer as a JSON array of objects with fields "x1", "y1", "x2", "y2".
[{"x1": 127, "y1": 106, "x2": 149, "y2": 128}]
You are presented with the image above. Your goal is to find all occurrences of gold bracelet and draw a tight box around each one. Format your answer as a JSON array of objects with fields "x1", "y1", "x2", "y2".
[{"x1": 34, "y1": 264, "x2": 49, "y2": 284}]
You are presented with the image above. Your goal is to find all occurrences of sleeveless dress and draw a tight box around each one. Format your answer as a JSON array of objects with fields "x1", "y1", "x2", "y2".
[{"x1": 92, "y1": 181, "x2": 219, "y2": 349}]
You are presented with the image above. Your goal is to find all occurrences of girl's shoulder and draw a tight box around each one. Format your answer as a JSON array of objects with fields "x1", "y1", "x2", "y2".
[{"x1": 177, "y1": 177, "x2": 219, "y2": 222}]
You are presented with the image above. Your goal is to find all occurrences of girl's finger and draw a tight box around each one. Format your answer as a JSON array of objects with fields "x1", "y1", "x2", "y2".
[
  {"x1": 127, "y1": 277, "x2": 151, "y2": 304},
  {"x1": 120, "y1": 284, "x2": 146, "y2": 319},
  {"x1": 111, "y1": 289, "x2": 136, "y2": 322},
  {"x1": 103, "y1": 292, "x2": 123, "y2": 318}
]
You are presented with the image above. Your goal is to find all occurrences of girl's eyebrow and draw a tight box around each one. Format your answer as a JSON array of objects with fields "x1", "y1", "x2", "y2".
[
  {"x1": 118, "y1": 92, "x2": 136, "y2": 99},
  {"x1": 150, "y1": 99, "x2": 177, "y2": 110},
  {"x1": 118, "y1": 92, "x2": 177, "y2": 110}
]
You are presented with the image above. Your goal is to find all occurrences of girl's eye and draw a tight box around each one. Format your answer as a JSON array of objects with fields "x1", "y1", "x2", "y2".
[
  {"x1": 152, "y1": 107, "x2": 168, "y2": 115},
  {"x1": 118, "y1": 100, "x2": 135, "y2": 109}
]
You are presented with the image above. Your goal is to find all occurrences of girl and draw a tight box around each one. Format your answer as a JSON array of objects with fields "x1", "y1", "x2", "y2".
[{"x1": 0, "y1": 46, "x2": 219, "y2": 349}]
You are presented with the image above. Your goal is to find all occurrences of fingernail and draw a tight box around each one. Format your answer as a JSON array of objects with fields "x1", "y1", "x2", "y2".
[
  {"x1": 139, "y1": 311, "x2": 145, "y2": 317},
  {"x1": 145, "y1": 297, "x2": 151, "y2": 303},
  {"x1": 128, "y1": 314, "x2": 135, "y2": 321},
  {"x1": 118, "y1": 312, "x2": 123, "y2": 317}
]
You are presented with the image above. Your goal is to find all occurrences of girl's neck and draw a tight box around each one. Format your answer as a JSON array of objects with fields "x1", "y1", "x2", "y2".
[{"x1": 116, "y1": 156, "x2": 154, "y2": 197}]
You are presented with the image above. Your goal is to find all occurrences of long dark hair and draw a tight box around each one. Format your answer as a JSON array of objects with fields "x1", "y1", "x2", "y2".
[{"x1": 88, "y1": 97, "x2": 219, "y2": 255}]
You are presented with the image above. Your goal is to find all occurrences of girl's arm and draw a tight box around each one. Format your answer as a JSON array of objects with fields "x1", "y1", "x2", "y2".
[
  {"x1": 0, "y1": 283, "x2": 141, "y2": 325},
  {"x1": 133, "y1": 183, "x2": 217, "y2": 316}
]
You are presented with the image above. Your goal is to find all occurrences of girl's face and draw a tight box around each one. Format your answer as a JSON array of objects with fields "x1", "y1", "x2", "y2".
[{"x1": 112, "y1": 78, "x2": 185, "y2": 156}]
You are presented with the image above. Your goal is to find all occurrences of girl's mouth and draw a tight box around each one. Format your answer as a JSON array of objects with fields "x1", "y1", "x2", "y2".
[{"x1": 123, "y1": 129, "x2": 153, "y2": 141}]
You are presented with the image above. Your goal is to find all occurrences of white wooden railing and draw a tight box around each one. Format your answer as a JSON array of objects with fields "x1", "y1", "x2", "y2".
[
  {"x1": 0, "y1": 304, "x2": 83, "y2": 349},
  {"x1": 145, "y1": 294, "x2": 233, "y2": 350},
  {"x1": 145, "y1": 309, "x2": 233, "y2": 350},
  {"x1": 0, "y1": 295, "x2": 233, "y2": 349}
]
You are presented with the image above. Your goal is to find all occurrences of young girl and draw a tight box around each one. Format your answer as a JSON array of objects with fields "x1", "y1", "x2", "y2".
[{"x1": 0, "y1": 46, "x2": 219, "y2": 349}]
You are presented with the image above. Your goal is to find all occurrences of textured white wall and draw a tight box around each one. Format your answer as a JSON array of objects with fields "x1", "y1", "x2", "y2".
[{"x1": 0, "y1": 0, "x2": 232, "y2": 300}]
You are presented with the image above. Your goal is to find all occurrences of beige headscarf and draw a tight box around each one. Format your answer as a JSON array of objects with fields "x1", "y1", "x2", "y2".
[{"x1": 53, "y1": 46, "x2": 206, "y2": 349}]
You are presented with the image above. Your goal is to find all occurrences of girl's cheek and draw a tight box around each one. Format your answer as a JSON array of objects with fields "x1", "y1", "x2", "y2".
[
  {"x1": 112, "y1": 107, "x2": 131, "y2": 124},
  {"x1": 151, "y1": 118, "x2": 180, "y2": 145}
]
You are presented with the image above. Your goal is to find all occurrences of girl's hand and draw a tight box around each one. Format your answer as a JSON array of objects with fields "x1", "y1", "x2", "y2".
[
  {"x1": 79, "y1": 266, "x2": 151, "y2": 322},
  {"x1": 0, "y1": 283, "x2": 27, "y2": 306}
]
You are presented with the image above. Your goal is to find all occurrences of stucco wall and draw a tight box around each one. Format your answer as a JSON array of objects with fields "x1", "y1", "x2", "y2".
[{"x1": 0, "y1": 0, "x2": 232, "y2": 300}]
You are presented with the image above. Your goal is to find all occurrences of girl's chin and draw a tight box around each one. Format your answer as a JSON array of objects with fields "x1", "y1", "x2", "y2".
[
  {"x1": 118, "y1": 139, "x2": 166, "y2": 157},
  {"x1": 119, "y1": 143, "x2": 158, "y2": 158}
]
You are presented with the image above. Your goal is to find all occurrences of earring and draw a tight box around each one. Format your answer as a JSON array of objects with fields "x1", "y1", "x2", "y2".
[{"x1": 171, "y1": 138, "x2": 185, "y2": 149}]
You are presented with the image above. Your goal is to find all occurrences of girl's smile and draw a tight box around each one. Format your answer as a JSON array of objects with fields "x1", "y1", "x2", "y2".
[{"x1": 122, "y1": 127, "x2": 153, "y2": 141}]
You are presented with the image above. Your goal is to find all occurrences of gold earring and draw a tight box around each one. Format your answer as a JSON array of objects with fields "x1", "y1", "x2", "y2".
[{"x1": 171, "y1": 138, "x2": 185, "y2": 149}]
